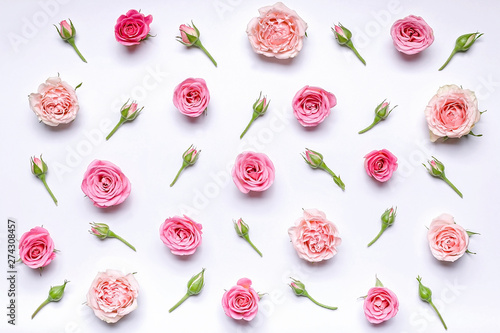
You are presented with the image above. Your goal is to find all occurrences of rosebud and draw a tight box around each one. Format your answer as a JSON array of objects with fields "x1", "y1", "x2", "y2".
[
  {"x1": 178, "y1": 23, "x2": 199, "y2": 46},
  {"x1": 416, "y1": 276, "x2": 432, "y2": 302},
  {"x1": 120, "y1": 101, "x2": 143, "y2": 121},
  {"x1": 54, "y1": 19, "x2": 86, "y2": 63},
  {"x1": 182, "y1": 145, "x2": 201, "y2": 165},
  {"x1": 375, "y1": 100, "x2": 396, "y2": 120},
  {"x1": 253, "y1": 93, "x2": 269, "y2": 115},
  {"x1": 424, "y1": 156, "x2": 445, "y2": 177},
  {"x1": 439, "y1": 32, "x2": 483, "y2": 70},
  {"x1": 89, "y1": 222, "x2": 110, "y2": 239},
  {"x1": 48, "y1": 280, "x2": 70, "y2": 301},
  {"x1": 381, "y1": 207, "x2": 396, "y2": 226},
  {"x1": 31, "y1": 155, "x2": 47, "y2": 177},
  {"x1": 289, "y1": 278, "x2": 306, "y2": 296},
  {"x1": 331, "y1": 23, "x2": 365, "y2": 65},
  {"x1": 187, "y1": 268, "x2": 205, "y2": 296},
  {"x1": 234, "y1": 218, "x2": 249, "y2": 237},
  {"x1": 302, "y1": 148, "x2": 323, "y2": 169}
]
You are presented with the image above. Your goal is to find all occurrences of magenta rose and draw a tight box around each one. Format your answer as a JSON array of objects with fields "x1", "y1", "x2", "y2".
[
  {"x1": 363, "y1": 287, "x2": 399, "y2": 324},
  {"x1": 246, "y1": 2, "x2": 308, "y2": 59},
  {"x1": 86, "y1": 269, "x2": 139, "y2": 323},
  {"x1": 427, "y1": 213, "x2": 469, "y2": 262},
  {"x1": 222, "y1": 278, "x2": 260, "y2": 321},
  {"x1": 18, "y1": 226, "x2": 56, "y2": 269},
  {"x1": 292, "y1": 86, "x2": 337, "y2": 127},
  {"x1": 364, "y1": 149, "x2": 398, "y2": 182},
  {"x1": 425, "y1": 84, "x2": 481, "y2": 142},
  {"x1": 288, "y1": 209, "x2": 341, "y2": 262},
  {"x1": 390, "y1": 15, "x2": 434, "y2": 55},
  {"x1": 173, "y1": 78, "x2": 210, "y2": 117},
  {"x1": 232, "y1": 151, "x2": 275, "y2": 194},
  {"x1": 28, "y1": 76, "x2": 79, "y2": 126},
  {"x1": 114, "y1": 9, "x2": 152, "y2": 46},
  {"x1": 81, "y1": 160, "x2": 131, "y2": 208},
  {"x1": 159, "y1": 215, "x2": 203, "y2": 255}
]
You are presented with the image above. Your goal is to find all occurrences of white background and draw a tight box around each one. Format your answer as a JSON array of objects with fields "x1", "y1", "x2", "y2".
[{"x1": 1, "y1": 0, "x2": 499, "y2": 332}]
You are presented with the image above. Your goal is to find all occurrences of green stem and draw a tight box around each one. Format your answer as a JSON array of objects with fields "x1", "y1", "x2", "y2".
[
  {"x1": 67, "y1": 39, "x2": 87, "y2": 63},
  {"x1": 306, "y1": 293, "x2": 337, "y2": 310},
  {"x1": 196, "y1": 42, "x2": 217, "y2": 67},
  {"x1": 40, "y1": 176, "x2": 58, "y2": 206},
  {"x1": 441, "y1": 176, "x2": 463, "y2": 198},
  {"x1": 170, "y1": 164, "x2": 187, "y2": 187},
  {"x1": 32, "y1": 298, "x2": 50, "y2": 319},
  {"x1": 109, "y1": 231, "x2": 136, "y2": 251},
  {"x1": 106, "y1": 119, "x2": 125, "y2": 140},
  {"x1": 322, "y1": 164, "x2": 345, "y2": 191},
  {"x1": 358, "y1": 119, "x2": 380, "y2": 134},
  {"x1": 169, "y1": 293, "x2": 190, "y2": 313},
  {"x1": 367, "y1": 226, "x2": 387, "y2": 247},
  {"x1": 429, "y1": 300, "x2": 448, "y2": 330},
  {"x1": 244, "y1": 236, "x2": 263, "y2": 257},
  {"x1": 347, "y1": 42, "x2": 366, "y2": 65},
  {"x1": 438, "y1": 49, "x2": 456, "y2": 71},
  {"x1": 240, "y1": 113, "x2": 259, "y2": 139}
]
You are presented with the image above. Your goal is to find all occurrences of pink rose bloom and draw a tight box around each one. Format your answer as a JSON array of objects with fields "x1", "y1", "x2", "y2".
[
  {"x1": 232, "y1": 151, "x2": 275, "y2": 193},
  {"x1": 173, "y1": 78, "x2": 210, "y2": 117},
  {"x1": 288, "y1": 209, "x2": 342, "y2": 262},
  {"x1": 114, "y1": 9, "x2": 153, "y2": 46},
  {"x1": 364, "y1": 149, "x2": 398, "y2": 182},
  {"x1": 390, "y1": 15, "x2": 434, "y2": 55},
  {"x1": 246, "y1": 2, "x2": 308, "y2": 59},
  {"x1": 86, "y1": 269, "x2": 139, "y2": 323},
  {"x1": 425, "y1": 84, "x2": 480, "y2": 142},
  {"x1": 427, "y1": 213, "x2": 469, "y2": 262},
  {"x1": 159, "y1": 215, "x2": 203, "y2": 255},
  {"x1": 81, "y1": 160, "x2": 131, "y2": 208},
  {"x1": 363, "y1": 287, "x2": 399, "y2": 324},
  {"x1": 292, "y1": 86, "x2": 337, "y2": 127},
  {"x1": 18, "y1": 226, "x2": 56, "y2": 269},
  {"x1": 28, "y1": 76, "x2": 79, "y2": 126},
  {"x1": 222, "y1": 278, "x2": 260, "y2": 321}
]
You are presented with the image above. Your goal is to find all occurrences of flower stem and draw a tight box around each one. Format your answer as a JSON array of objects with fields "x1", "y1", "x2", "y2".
[
  {"x1": 358, "y1": 119, "x2": 379, "y2": 134},
  {"x1": 240, "y1": 113, "x2": 259, "y2": 139},
  {"x1": 347, "y1": 42, "x2": 366, "y2": 65},
  {"x1": 322, "y1": 165, "x2": 345, "y2": 191},
  {"x1": 441, "y1": 176, "x2": 463, "y2": 198},
  {"x1": 67, "y1": 39, "x2": 87, "y2": 63},
  {"x1": 306, "y1": 293, "x2": 337, "y2": 310},
  {"x1": 170, "y1": 164, "x2": 186, "y2": 187},
  {"x1": 197, "y1": 42, "x2": 217, "y2": 67},
  {"x1": 32, "y1": 299, "x2": 50, "y2": 319},
  {"x1": 244, "y1": 236, "x2": 263, "y2": 257},
  {"x1": 429, "y1": 300, "x2": 447, "y2": 330},
  {"x1": 106, "y1": 119, "x2": 125, "y2": 140},
  {"x1": 367, "y1": 226, "x2": 387, "y2": 247},
  {"x1": 169, "y1": 293, "x2": 190, "y2": 313},
  {"x1": 109, "y1": 231, "x2": 136, "y2": 251},
  {"x1": 40, "y1": 176, "x2": 58, "y2": 206},
  {"x1": 438, "y1": 50, "x2": 456, "y2": 71}
]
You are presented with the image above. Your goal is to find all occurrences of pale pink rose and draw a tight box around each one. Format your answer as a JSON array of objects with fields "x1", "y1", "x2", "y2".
[
  {"x1": 28, "y1": 76, "x2": 79, "y2": 126},
  {"x1": 86, "y1": 269, "x2": 139, "y2": 323},
  {"x1": 390, "y1": 15, "x2": 434, "y2": 55},
  {"x1": 425, "y1": 85, "x2": 480, "y2": 142},
  {"x1": 246, "y1": 2, "x2": 308, "y2": 59},
  {"x1": 288, "y1": 209, "x2": 341, "y2": 262},
  {"x1": 363, "y1": 287, "x2": 399, "y2": 324},
  {"x1": 221, "y1": 278, "x2": 260, "y2": 321},
  {"x1": 232, "y1": 151, "x2": 275, "y2": 193},
  {"x1": 114, "y1": 9, "x2": 153, "y2": 46},
  {"x1": 364, "y1": 149, "x2": 398, "y2": 182},
  {"x1": 292, "y1": 86, "x2": 337, "y2": 127},
  {"x1": 427, "y1": 213, "x2": 469, "y2": 262},
  {"x1": 159, "y1": 215, "x2": 203, "y2": 255},
  {"x1": 173, "y1": 78, "x2": 210, "y2": 117},
  {"x1": 81, "y1": 160, "x2": 131, "y2": 208},
  {"x1": 18, "y1": 226, "x2": 56, "y2": 269}
]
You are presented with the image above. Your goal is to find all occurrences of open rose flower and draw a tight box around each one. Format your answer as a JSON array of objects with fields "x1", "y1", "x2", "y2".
[
  {"x1": 390, "y1": 15, "x2": 434, "y2": 55},
  {"x1": 173, "y1": 78, "x2": 210, "y2": 117},
  {"x1": 363, "y1": 278, "x2": 399, "y2": 324},
  {"x1": 232, "y1": 151, "x2": 275, "y2": 193},
  {"x1": 114, "y1": 9, "x2": 153, "y2": 46},
  {"x1": 425, "y1": 85, "x2": 481, "y2": 142},
  {"x1": 246, "y1": 2, "x2": 308, "y2": 59},
  {"x1": 86, "y1": 269, "x2": 139, "y2": 323},
  {"x1": 160, "y1": 215, "x2": 203, "y2": 255},
  {"x1": 288, "y1": 209, "x2": 341, "y2": 262},
  {"x1": 81, "y1": 160, "x2": 131, "y2": 208},
  {"x1": 364, "y1": 149, "x2": 398, "y2": 182},
  {"x1": 19, "y1": 226, "x2": 56, "y2": 269},
  {"x1": 427, "y1": 213, "x2": 469, "y2": 262},
  {"x1": 28, "y1": 76, "x2": 79, "y2": 126},
  {"x1": 222, "y1": 278, "x2": 260, "y2": 321},
  {"x1": 292, "y1": 86, "x2": 337, "y2": 127}
]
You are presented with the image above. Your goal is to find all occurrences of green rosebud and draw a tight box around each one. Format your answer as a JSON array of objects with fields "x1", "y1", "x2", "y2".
[
  {"x1": 289, "y1": 278, "x2": 307, "y2": 296},
  {"x1": 424, "y1": 156, "x2": 445, "y2": 177},
  {"x1": 182, "y1": 145, "x2": 201, "y2": 165},
  {"x1": 120, "y1": 100, "x2": 143, "y2": 121},
  {"x1": 253, "y1": 92, "x2": 270, "y2": 116},
  {"x1": 187, "y1": 268, "x2": 205, "y2": 296},
  {"x1": 89, "y1": 222, "x2": 110, "y2": 239},
  {"x1": 302, "y1": 148, "x2": 323, "y2": 169},
  {"x1": 381, "y1": 207, "x2": 397, "y2": 226},
  {"x1": 455, "y1": 32, "x2": 483, "y2": 52},
  {"x1": 31, "y1": 155, "x2": 48, "y2": 177},
  {"x1": 234, "y1": 218, "x2": 249, "y2": 237},
  {"x1": 416, "y1": 276, "x2": 432, "y2": 302},
  {"x1": 48, "y1": 280, "x2": 70, "y2": 301},
  {"x1": 332, "y1": 24, "x2": 351, "y2": 44}
]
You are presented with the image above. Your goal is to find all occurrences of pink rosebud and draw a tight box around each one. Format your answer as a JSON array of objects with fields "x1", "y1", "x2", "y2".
[
  {"x1": 182, "y1": 145, "x2": 200, "y2": 165},
  {"x1": 54, "y1": 19, "x2": 86, "y2": 62},
  {"x1": 59, "y1": 20, "x2": 73, "y2": 39},
  {"x1": 30, "y1": 155, "x2": 57, "y2": 205},
  {"x1": 364, "y1": 149, "x2": 398, "y2": 182},
  {"x1": 179, "y1": 24, "x2": 198, "y2": 45}
]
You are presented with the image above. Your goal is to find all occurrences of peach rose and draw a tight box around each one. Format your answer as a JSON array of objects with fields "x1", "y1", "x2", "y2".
[
  {"x1": 288, "y1": 209, "x2": 341, "y2": 262},
  {"x1": 427, "y1": 213, "x2": 469, "y2": 262},
  {"x1": 86, "y1": 269, "x2": 139, "y2": 323},
  {"x1": 173, "y1": 78, "x2": 210, "y2": 117},
  {"x1": 292, "y1": 86, "x2": 337, "y2": 127},
  {"x1": 246, "y1": 2, "x2": 308, "y2": 59},
  {"x1": 159, "y1": 215, "x2": 203, "y2": 255},
  {"x1": 221, "y1": 278, "x2": 260, "y2": 321},
  {"x1": 363, "y1": 287, "x2": 399, "y2": 324},
  {"x1": 18, "y1": 226, "x2": 56, "y2": 269},
  {"x1": 364, "y1": 149, "x2": 398, "y2": 182},
  {"x1": 114, "y1": 9, "x2": 153, "y2": 46},
  {"x1": 232, "y1": 151, "x2": 275, "y2": 193},
  {"x1": 390, "y1": 15, "x2": 434, "y2": 55},
  {"x1": 28, "y1": 76, "x2": 79, "y2": 126},
  {"x1": 425, "y1": 85, "x2": 480, "y2": 142}
]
